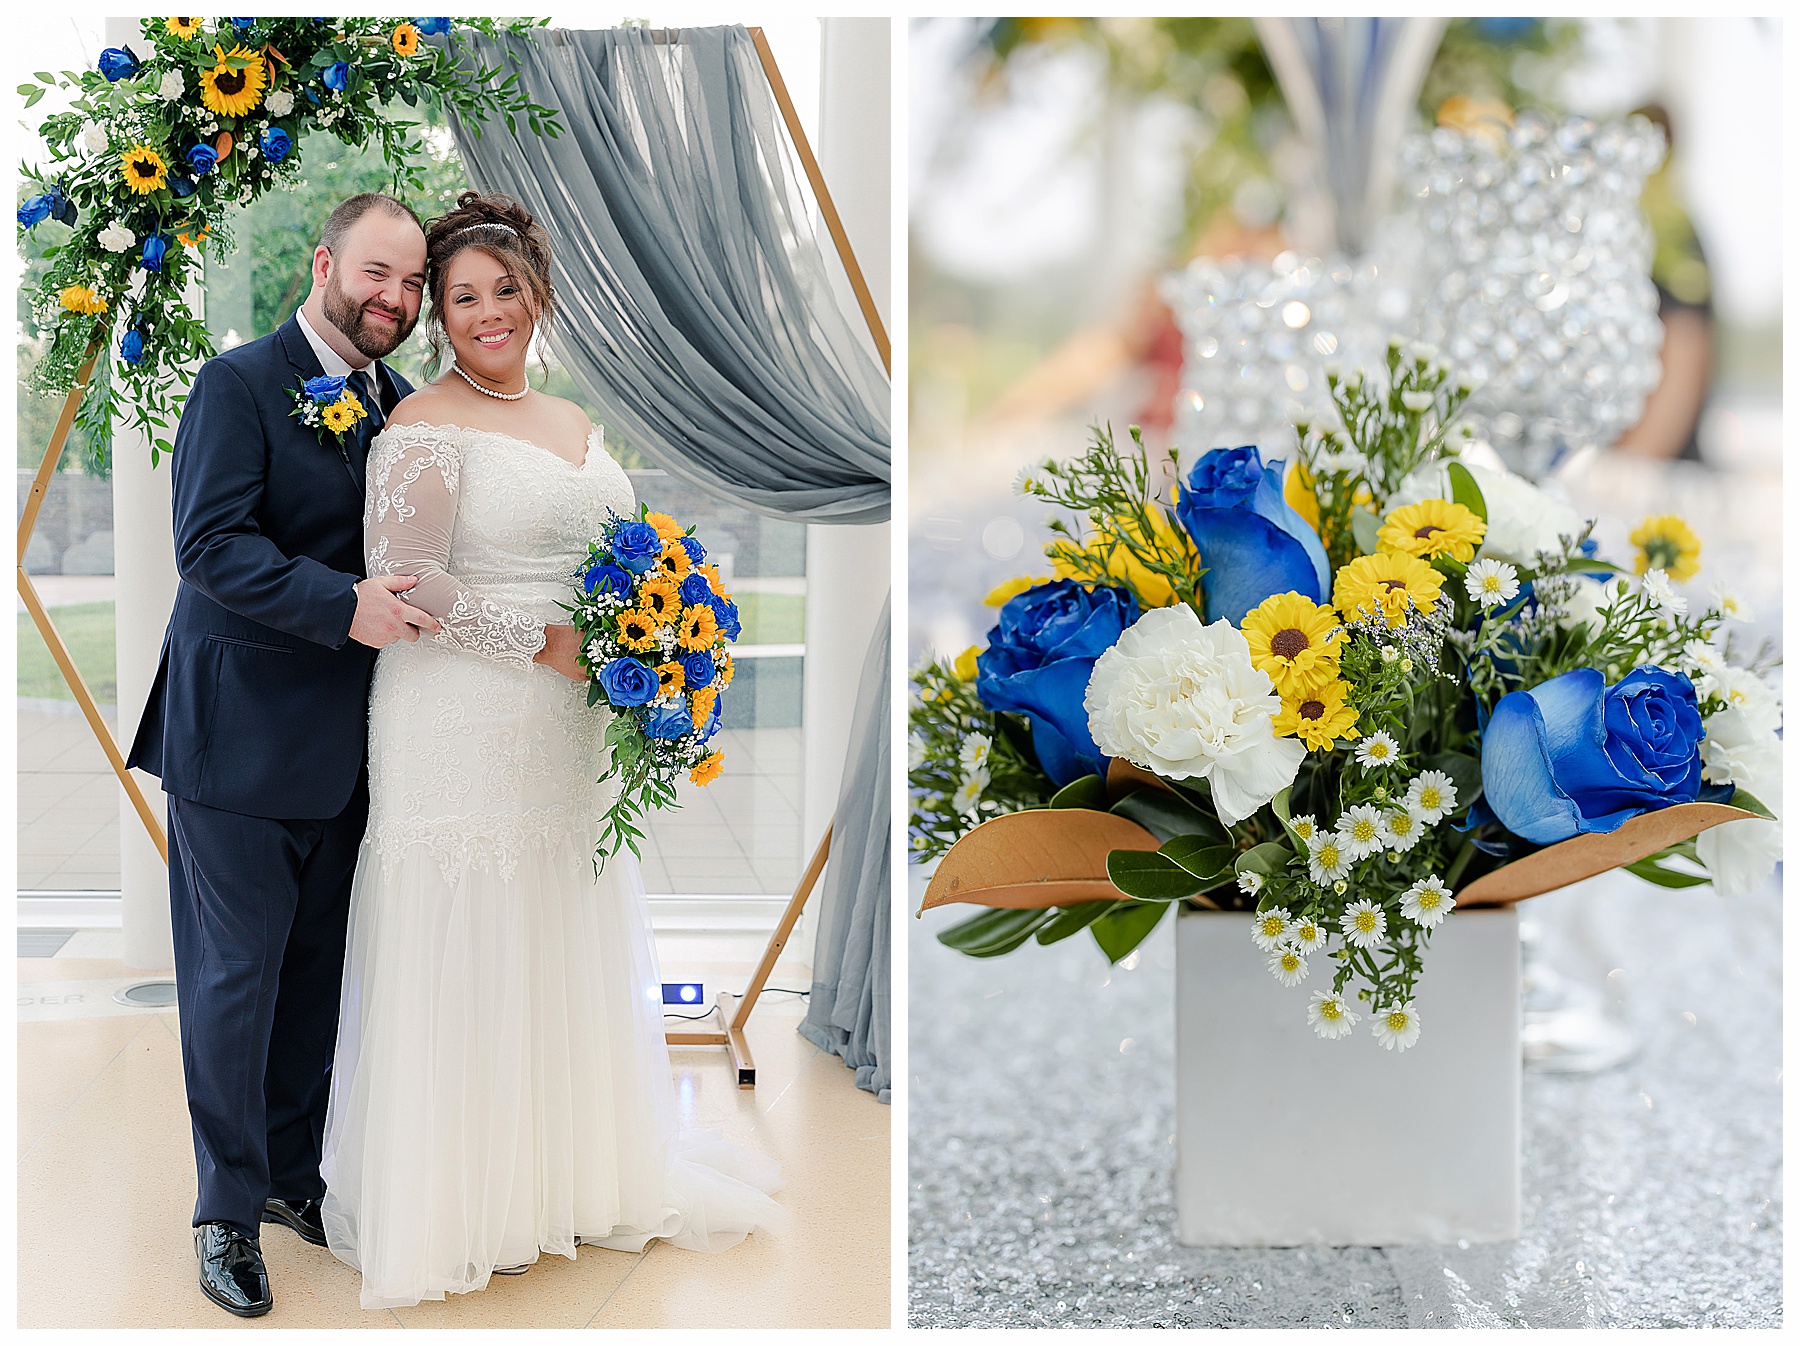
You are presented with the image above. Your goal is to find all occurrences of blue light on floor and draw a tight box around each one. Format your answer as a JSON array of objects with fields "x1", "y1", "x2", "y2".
[{"x1": 662, "y1": 982, "x2": 704, "y2": 1006}]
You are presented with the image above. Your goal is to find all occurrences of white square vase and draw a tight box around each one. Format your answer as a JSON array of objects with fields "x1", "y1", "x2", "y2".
[{"x1": 1175, "y1": 906, "x2": 1521, "y2": 1246}]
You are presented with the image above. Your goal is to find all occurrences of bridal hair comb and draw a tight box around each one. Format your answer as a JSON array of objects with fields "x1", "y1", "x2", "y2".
[{"x1": 450, "y1": 221, "x2": 521, "y2": 239}]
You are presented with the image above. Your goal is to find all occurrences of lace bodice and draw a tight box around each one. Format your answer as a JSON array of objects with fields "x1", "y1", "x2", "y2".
[{"x1": 364, "y1": 421, "x2": 635, "y2": 663}]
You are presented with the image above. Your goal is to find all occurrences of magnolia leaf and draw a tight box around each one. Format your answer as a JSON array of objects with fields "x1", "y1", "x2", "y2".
[
  {"x1": 1090, "y1": 898, "x2": 1171, "y2": 964},
  {"x1": 1446, "y1": 460, "x2": 1487, "y2": 524},
  {"x1": 1035, "y1": 900, "x2": 1122, "y2": 945},
  {"x1": 1623, "y1": 857, "x2": 1710, "y2": 889},
  {"x1": 1727, "y1": 787, "x2": 1777, "y2": 821},
  {"x1": 1050, "y1": 773, "x2": 1108, "y2": 811},
  {"x1": 1105, "y1": 849, "x2": 1208, "y2": 901},
  {"x1": 1159, "y1": 836, "x2": 1236, "y2": 885},
  {"x1": 936, "y1": 907, "x2": 1054, "y2": 958}
]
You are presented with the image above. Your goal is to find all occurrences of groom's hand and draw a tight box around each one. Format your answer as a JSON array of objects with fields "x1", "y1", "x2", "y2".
[{"x1": 350, "y1": 575, "x2": 440, "y2": 648}]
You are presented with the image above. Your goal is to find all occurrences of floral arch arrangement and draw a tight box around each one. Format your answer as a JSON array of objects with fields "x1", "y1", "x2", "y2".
[{"x1": 17, "y1": 16, "x2": 560, "y2": 459}]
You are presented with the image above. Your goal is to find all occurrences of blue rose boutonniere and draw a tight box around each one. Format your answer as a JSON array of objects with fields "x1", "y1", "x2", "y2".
[{"x1": 288, "y1": 373, "x2": 367, "y2": 448}]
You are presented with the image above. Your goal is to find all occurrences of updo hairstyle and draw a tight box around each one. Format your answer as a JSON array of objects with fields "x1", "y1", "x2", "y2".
[{"x1": 421, "y1": 190, "x2": 556, "y2": 377}]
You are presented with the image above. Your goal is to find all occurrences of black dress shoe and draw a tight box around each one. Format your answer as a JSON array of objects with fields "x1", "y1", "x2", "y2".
[
  {"x1": 195, "y1": 1222, "x2": 272, "y2": 1318},
  {"x1": 262, "y1": 1196, "x2": 328, "y2": 1247}
]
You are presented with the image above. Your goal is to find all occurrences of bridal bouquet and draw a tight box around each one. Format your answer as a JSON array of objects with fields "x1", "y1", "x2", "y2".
[
  {"x1": 569, "y1": 507, "x2": 742, "y2": 864},
  {"x1": 911, "y1": 339, "x2": 1780, "y2": 1047}
]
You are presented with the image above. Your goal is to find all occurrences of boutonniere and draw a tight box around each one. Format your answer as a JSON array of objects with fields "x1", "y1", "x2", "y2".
[{"x1": 288, "y1": 374, "x2": 367, "y2": 447}]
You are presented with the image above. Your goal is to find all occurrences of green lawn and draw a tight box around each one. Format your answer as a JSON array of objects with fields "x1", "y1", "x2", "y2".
[{"x1": 19, "y1": 601, "x2": 117, "y2": 704}]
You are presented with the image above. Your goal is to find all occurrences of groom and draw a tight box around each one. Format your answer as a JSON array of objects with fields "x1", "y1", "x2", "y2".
[{"x1": 128, "y1": 194, "x2": 438, "y2": 1318}]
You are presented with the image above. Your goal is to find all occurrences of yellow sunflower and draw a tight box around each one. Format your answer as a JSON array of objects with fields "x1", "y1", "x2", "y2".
[
  {"x1": 638, "y1": 576, "x2": 682, "y2": 627},
  {"x1": 199, "y1": 44, "x2": 267, "y2": 117},
  {"x1": 1378, "y1": 498, "x2": 1487, "y2": 563},
  {"x1": 120, "y1": 144, "x2": 169, "y2": 195},
  {"x1": 166, "y1": 17, "x2": 203, "y2": 38},
  {"x1": 985, "y1": 575, "x2": 1052, "y2": 607},
  {"x1": 690, "y1": 750, "x2": 725, "y2": 787},
  {"x1": 177, "y1": 224, "x2": 211, "y2": 249},
  {"x1": 716, "y1": 652, "x2": 736, "y2": 687},
  {"x1": 391, "y1": 21, "x2": 421, "y2": 56},
  {"x1": 645, "y1": 510, "x2": 684, "y2": 541},
  {"x1": 654, "y1": 539, "x2": 694, "y2": 583},
  {"x1": 1272, "y1": 679, "x2": 1361, "y2": 752},
  {"x1": 1333, "y1": 552, "x2": 1444, "y2": 628},
  {"x1": 677, "y1": 604, "x2": 719, "y2": 652},
  {"x1": 690, "y1": 685, "x2": 718, "y2": 727},
  {"x1": 951, "y1": 645, "x2": 981, "y2": 681},
  {"x1": 1047, "y1": 506, "x2": 1196, "y2": 609},
  {"x1": 654, "y1": 662, "x2": 686, "y2": 697},
  {"x1": 615, "y1": 610, "x2": 659, "y2": 652},
  {"x1": 319, "y1": 392, "x2": 365, "y2": 436},
  {"x1": 58, "y1": 284, "x2": 108, "y2": 315},
  {"x1": 698, "y1": 562, "x2": 727, "y2": 597},
  {"x1": 1630, "y1": 513, "x2": 1701, "y2": 581},
  {"x1": 1240, "y1": 592, "x2": 1345, "y2": 697}
]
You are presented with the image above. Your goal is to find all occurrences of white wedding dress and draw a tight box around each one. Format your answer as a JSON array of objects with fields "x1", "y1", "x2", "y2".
[{"x1": 320, "y1": 421, "x2": 782, "y2": 1310}]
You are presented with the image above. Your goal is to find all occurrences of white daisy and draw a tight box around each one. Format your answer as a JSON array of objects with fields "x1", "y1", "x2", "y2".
[
  {"x1": 1712, "y1": 586, "x2": 1753, "y2": 623},
  {"x1": 1400, "y1": 874, "x2": 1455, "y2": 928},
  {"x1": 1400, "y1": 390, "x2": 1434, "y2": 413},
  {"x1": 1288, "y1": 915, "x2": 1328, "y2": 955},
  {"x1": 1288, "y1": 814, "x2": 1319, "y2": 845},
  {"x1": 1680, "y1": 638, "x2": 1727, "y2": 679},
  {"x1": 1640, "y1": 568, "x2": 1687, "y2": 616},
  {"x1": 1464, "y1": 558, "x2": 1520, "y2": 608},
  {"x1": 959, "y1": 732, "x2": 992, "y2": 773},
  {"x1": 1337, "y1": 805, "x2": 1385, "y2": 860},
  {"x1": 951, "y1": 769, "x2": 989, "y2": 817},
  {"x1": 1372, "y1": 1000, "x2": 1422, "y2": 1051},
  {"x1": 1249, "y1": 906, "x2": 1295, "y2": 952},
  {"x1": 1405, "y1": 770, "x2": 1458, "y2": 824},
  {"x1": 1377, "y1": 805, "x2": 1425, "y2": 853},
  {"x1": 1011, "y1": 456, "x2": 1054, "y2": 497},
  {"x1": 1354, "y1": 732, "x2": 1400, "y2": 770},
  {"x1": 1307, "y1": 990, "x2": 1359, "y2": 1039},
  {"x1": 1306, "y1": 834, "x2": 1352, "y2": 886},
  {"x1": 907, "y1": 735, "x2": 927, "y2": 771},
  {"x1": 1341, "y1": 898, "x2": 1387, "y2": 949},
  {"x1": 1236, "y1": 870, "x2": 1264, "y2": 899},
  {"x1": 1267, "y1": 947, "x2": 1309, "y2": 987}
]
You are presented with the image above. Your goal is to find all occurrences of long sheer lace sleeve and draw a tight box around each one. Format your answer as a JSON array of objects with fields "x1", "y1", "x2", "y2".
[{"x1": 364, "y1": 424, "x2": 548, "y2": 666}]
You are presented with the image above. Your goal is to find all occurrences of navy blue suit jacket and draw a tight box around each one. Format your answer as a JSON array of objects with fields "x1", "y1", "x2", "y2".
[{"x1": 128, "y1": 314, "x2": 413, "y2": 820}]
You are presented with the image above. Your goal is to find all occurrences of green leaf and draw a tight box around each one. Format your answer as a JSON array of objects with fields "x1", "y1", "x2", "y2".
[
  {"x1": 936, "y1": 907, "x2": 1054, "y2": 958},
  {"x1": 1049, "y1": 773, "x2": 1107, "y2": 810},
  {"x1": 1351, "y1": 504, "x2": 1382, "y2": 556},
  {"x1": 1423, "y1": 750, "x2": 1483, "y2": 812},
  {"x1": 1235, "y1": 840, "x2": 1293, "y2": 878},
  {"x1": 1158, "y1": 836, "x2": 1235, "y2": 885},
  {"x1": 1270, "y1": 788, "x2": 1313, "y2": 853},
  {"x1": 1445, "y1": 460, "x2": 1487, "y2": 523},
  {"x1": 1110, "y1": 789, "x2": 1224, "y2": 844},
  {"x1": 17, "y1": 83, "x2": 37, "y2": 96},
  {"x1": 992, "y1": 711, "x2": 1038, "y2": 769},
  {"x1": 1624, "y1": 857, "x2": 1710, "y2": 889},
  {"x1": 1035, "y1": 901, "x2": 1121, "y2": 945},
  {"x1": 1727, "y1": 787, "x2": 1778, "y2": 821},
  {"x1": 1090, "y1": 898, "x2": 1171, "y2": 964},
  {"x1": 1105, "y1": 849, "x2": 1208, "y2": 901},
  {"x1": 34, "y1": 72, "x2": 55, "y2": 84},
  {"x1": 1565, "y1": 556, "x2": 1624, "y2": 576}
]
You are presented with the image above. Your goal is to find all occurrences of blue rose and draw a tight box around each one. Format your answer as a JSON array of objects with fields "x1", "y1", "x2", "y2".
[
  {"x1": 612, "y1": 521, "x2": 663, "y2": 573},
  {"x1": 322, "y1": 62, "x2": 350, "y2": 92},
  {"x1": 679, "y1": 573, "x2": 713, "y2": 606},
  {"x1": 119, "y1": 328, "x2": 146, "y2": 366},
  {"x1": 678, "y1": 534, "x2": 705, "y2": 564},
  {"x1": 975, "y1": 578, "x2": 1139, "y2": 785},
  {"x1": 260, "y1": 126, "x2": 291, "y2": 164},
  {"x1": 139, "y1": 233, "x2": 170, "y2": 272},
  {"x1": 415, "y1": 18, "x2": 452, "y2": 35},
  {"x1": 1481, "y1": 665, "x2": 1704, "y2": 845},
  {"x1": 97, "y1": 47, "x2": 140, "y2": 82},
  {"x1": 681, "y1": 651, "x2": 716, "y2": 689},
  {"x1": 167, "y1": 175, "x2": 196, "y2": 200},
  {"x1": 597, "y1": 657, "x2": 658, "y2": 709},
  {"x1": 230, "y1": 18, "x2": 256, "y2": 30},
  {"x1": 644, "y1": 700, "x2": 695, "y2": 740},
  {"x1": 17, "y1": 193, "x2": 53, "y2": 228},
  {"x1": 696, "y1": 690, "x2": 724, "y2": 741},
  {"x1": 185, "y1": 143, "x2": 217, "y2": 175},
  {"x1": 303, "y1": 374, "x2": 348, "y2": 403},
  {"x1": 47, "y1": 184, "x2": 76, "y2": 224},
  {"x1": 1175, "y1": 445, "x2": 1330, "y2": 626},
  {"x1": 582, "y1": 561, "x2": 633, "y2": 598},
  {"x1": 708, "y1": 595, "x2": 742, "y2": 641}
]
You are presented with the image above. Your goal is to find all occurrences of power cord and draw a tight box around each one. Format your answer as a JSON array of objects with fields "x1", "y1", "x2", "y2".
[{"x1": 661, "y1": 987, "x2": 811, "y2": 1020}]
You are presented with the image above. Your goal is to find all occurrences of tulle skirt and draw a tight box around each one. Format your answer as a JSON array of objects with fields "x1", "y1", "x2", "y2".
[{"x1": 319, "y1": 824, "x2": 783, "y2": 1309}]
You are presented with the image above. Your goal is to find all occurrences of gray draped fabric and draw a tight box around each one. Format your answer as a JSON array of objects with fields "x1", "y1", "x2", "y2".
[
  {"x1": 441, "y1": 24, "x2": 890, "y2": 524},
  {"x1": 799, "y1": 595, "x2": 890, "y2": 1102}
]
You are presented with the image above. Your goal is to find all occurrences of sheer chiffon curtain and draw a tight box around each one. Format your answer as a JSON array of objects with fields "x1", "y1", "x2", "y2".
[{"x1": 442, "y1": 23, "x2": 891, "y2": 1097}]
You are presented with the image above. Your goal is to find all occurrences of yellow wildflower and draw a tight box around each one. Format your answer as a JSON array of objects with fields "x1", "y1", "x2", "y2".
[
  {"x1": 1378, "y1": 498, "x2": 1486, "y2": 563},
  {"x1": 1240, "y1": 592, "x2": 1345, "y2": 697},
  {"x1": 1272, "y1": 680, "x2": 1361, "y2": 752},
  {"x1": 1333, "y1": 552, "x2": 1444, "y2": 628},
  {"x1": 1630, "y1": 514, "x2": 1701, "y2": 581}
]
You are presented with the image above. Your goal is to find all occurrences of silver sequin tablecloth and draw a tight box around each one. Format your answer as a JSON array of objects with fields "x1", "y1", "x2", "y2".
[{"x1": 907, "y1": 870, "x2": 1782, "y2": 1328}]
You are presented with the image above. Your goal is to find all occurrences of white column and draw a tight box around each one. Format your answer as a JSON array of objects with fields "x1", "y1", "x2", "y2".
[
  {"x1": 802, "y1": 19, "x2": 892, "y2": 864},
  {"x1": 107, "y1": 16, "x2": 180, "y2": 971}
]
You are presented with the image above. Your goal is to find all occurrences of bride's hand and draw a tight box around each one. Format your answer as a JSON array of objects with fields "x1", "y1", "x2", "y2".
[{"x1": 533, "y1": 623, "x2": 587, "y2": 681}]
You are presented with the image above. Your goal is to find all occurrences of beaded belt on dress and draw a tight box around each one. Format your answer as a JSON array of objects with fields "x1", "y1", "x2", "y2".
[{"x1": 460, "y1": 569, "x2": 578, "y2": 585}]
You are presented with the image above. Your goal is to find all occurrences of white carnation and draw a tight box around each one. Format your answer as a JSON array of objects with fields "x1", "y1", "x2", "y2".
[
  {"x1": 81, "y1": 123, "x2": 109, "y2": 155},
  {"x1": 97, "y1": 222, "x2": 136, "y2": 254},
  {"x1": 265, "y1": 88, "x2": 295, "y2": 116},
  {"x1": 159, "y1": 68, "x2": 186, "y2": 100},
  {"x1": 1083, "y1": 605, "x2": 1304, "y2": 827},
  {"x1": 1393, "y1": 460, "x2": 1587, "y2": 566}
]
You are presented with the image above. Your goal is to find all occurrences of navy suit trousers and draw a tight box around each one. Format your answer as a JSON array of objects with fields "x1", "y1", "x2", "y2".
[{"x1": 166, "y1": 777, "x2": 367, "y2": 1237}]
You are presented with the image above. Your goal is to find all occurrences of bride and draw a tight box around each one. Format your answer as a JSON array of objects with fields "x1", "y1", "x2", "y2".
[{"x1": 319, "y1": 191, "x2": 781, "y2": 1309}]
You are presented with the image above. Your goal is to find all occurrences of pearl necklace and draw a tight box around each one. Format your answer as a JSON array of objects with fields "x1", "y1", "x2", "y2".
[{"x1": 453, "y1": 363, "x2": 529, "y2": 401}]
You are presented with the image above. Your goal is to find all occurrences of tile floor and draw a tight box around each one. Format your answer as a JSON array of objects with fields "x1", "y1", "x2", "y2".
[{"x1": 17, "y1": 931, "x2": 889, "y2": 1329}]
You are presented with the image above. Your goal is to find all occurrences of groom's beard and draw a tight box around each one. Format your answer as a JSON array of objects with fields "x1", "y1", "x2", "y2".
[{"x1": 322, "y1": 274, "x2": 418, "y2": 360}]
